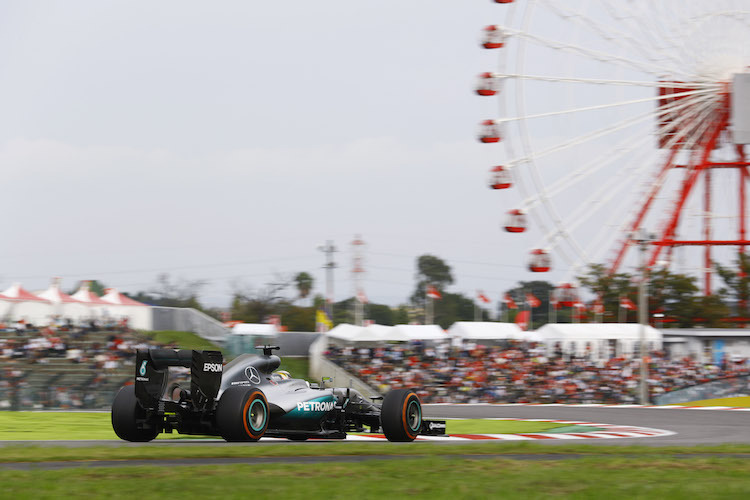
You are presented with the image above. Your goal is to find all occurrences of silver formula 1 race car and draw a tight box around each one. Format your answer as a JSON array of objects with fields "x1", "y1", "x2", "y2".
[{"x1": 111, "y1": 346, "x2": 446, "y2": 442}]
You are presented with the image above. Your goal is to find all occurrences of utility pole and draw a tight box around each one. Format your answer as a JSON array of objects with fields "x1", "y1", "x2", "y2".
[
  {"x1": 351, "y1": 235, "x2": 365, "y2": 326},
  {"x1": 318, "y1": 240, "x2": 337, "y2": 320},
  {"x1": 636, "y1": 230, "x2": 653, "y2": 405}
]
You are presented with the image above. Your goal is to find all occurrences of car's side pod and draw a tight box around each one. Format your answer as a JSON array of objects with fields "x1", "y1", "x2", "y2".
[{"x1": 134, "y1": 349, "x2": 224, "y2": 410}]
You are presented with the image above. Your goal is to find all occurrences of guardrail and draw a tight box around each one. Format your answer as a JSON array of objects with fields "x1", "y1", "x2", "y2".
[{"x1": 653, "y1": 374, "x2": 750, "y2": 405}]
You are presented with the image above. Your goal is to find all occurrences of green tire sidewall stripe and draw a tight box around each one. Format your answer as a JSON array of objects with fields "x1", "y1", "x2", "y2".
[
  {"x1": 247, "y1": 398, "x2": 267, "y2": 432},
  {"x1": 407, "y1": 399, "x2": 421, "y2": 432}
]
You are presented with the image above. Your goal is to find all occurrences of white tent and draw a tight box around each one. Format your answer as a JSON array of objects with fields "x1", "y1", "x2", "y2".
[
  {"x1": 36, "y1": 278, "x2": 91, "y2": 322},
  {"x1": 325, "y1": 324, "x2": 366, "y2": 342},
  {"x1": 368, "y1": 324, "x2": 410, "y2": 342},
  {"x1": 71, "y1": 281, "x2": 114, "y2": 319},
  {"x1": 100, "y1": 288, "x2": 152, "y2": 330},
  {"x1": 448, "y1": 322, "x2": 524, "y2": 341},
  {"x1": 392, "y1": 324, "x2": 449, "y2": 342},
  {"x1": 325, "y1": 324, "x2": 411, "y2": 343},
  {"x1": 350, "y1": 324, "x2": 410, "y2": 343},
  {"x1": 231, "y1": 323, "x2": 278, "y2": 336},
  {"x1": 536, "y1": 323, "x2": 662, "y2": 360},
  {"x1": 0, "y1": 283, "x2": 54, "y2": 326}
]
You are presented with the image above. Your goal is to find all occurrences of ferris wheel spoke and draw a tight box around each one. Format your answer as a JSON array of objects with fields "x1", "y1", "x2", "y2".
[
  {"x1": 505, "y1": 27, "x2": 696, "y2": 79},
  {"x1": 511, "y1": 91, "x2": 717, "y2": 168},
  {"x1": 519, "y1": 92, "x2": 721, "y2": 270},
  {"x1": 608, "y1": 101, "x2": 723, "y2": 271},
  {"x1": 511, "y1": 92, "x2": 718, "y2": 256},
  {"x1": 612, "y1": 2, "x2": 691, "y2": 76},
  {"x1": 536, "y1": 145, "x2": 659, "y2": 255},
  {"x1": 499, "y1": 74, "x2": 718, "y2": 88},
  {"x1": 539, "y1": 0, "x2": 690, "y2": 75},
  {"x1": 519, "y1": 93, "x2": 721, "y2": 216},
  {"x1": 493, "y1": 87, "x2": 716, "y2": 126}
]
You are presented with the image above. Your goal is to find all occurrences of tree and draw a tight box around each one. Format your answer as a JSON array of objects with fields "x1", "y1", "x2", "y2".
[
  {"x1": 279, "y1": 306, "x2": 316, "y2": 331},
  {"x1": 499, "y1": 281, "x2": 555, "y2": 328},
  {"x1": 294, "y1": 272, "x2": 314, "y2": 300},
  {"x1": 410, "y1": 254, "x2": 454, "y2": 305},
  {"x1": 128, "y1": 273, "x2": 206, "y2": 309},
  {"x1": 433, "y1": 292, "x2": 483, "y2": 329},
  {"x1": 578, "y1": 264, "x2": 634, "y2": 322},
  {"x1": 579, "y1": 264, "x2": 725, "y2": 327},
  {"x1": 229, "y1": 275, "x2": 290, "y2": 323},
  {"x1": 68, "y1": 280, "x2": 108, "y2": 297},
  {"x1": 392, "y1": 305, "x2": 410, "y2": 325},
  {"x1": 368, "y1": 303, "x2": 395, "y2": 325},
  {"x1": 648, "y1": 269, "x2": 701, "y2": 327},
  {"x1": 716, "y1": 253, "x2": 750, "y2": 317}
]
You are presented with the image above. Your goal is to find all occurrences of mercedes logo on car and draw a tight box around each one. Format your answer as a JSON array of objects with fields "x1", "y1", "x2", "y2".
[{"x1": 245, "y1": 366, "x2": 261, "y2": 385}]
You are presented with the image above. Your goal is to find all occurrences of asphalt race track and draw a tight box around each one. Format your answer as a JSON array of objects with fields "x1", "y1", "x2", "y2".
[
  {"x1": 422, "y1": 404, "x2": 750, "y2": 446},
  {"x1": 1, "y1": 405, "x2": 748, "y2": 469},
  {"x1": 1, "y1": 404, "x2": 747, "y2": 448}
]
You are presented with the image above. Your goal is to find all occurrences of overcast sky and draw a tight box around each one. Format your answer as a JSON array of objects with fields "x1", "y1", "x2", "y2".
[{"x1": 1, "y1": 1, "x2": 745, "y2": 309}]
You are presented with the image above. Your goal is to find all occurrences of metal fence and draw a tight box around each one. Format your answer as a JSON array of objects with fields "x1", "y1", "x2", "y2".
[
  {"x1": 151, "y1": 307, "x2": 229, "y2": 343},
  {"x1": 653, "y1": 375, "x2": 750, "y2": 405}
]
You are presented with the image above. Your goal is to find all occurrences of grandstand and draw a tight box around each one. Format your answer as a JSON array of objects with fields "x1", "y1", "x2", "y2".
[{"x1": 0, "y1": 326, "x2": 165, "y2": 410}]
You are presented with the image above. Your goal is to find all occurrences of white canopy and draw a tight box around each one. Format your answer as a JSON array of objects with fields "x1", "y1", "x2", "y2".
[
  {"x1": 325, "y1": 324, "x2": 365, "y2": 341},
  {"x1": 352, "y1": 324, "x2": 410, "y2": 342},
  {"x1": 392, "y1": 324, "x2": 449, "y2": 341},
  {"x1": 448, "y1": 322, "x2": 524, "y2": 340},
  {"x1": 0, "y1": 283, "x2": 53, "y2": 325},
  {"x1": 36, "y1": 279, "x2": 91, "y2": 322},
  {"x1": 325, "y1": 324, "x2": 411, "y2": 343},
  {"x1": 70, "y1": 282, "x2": 112, "y2": 320},
  {"x1": 536, "y1": 323, "x2": 662, "y2": 342},
  {"x1": 232, "y1": 323, "x2": 278, "y2": 336}
]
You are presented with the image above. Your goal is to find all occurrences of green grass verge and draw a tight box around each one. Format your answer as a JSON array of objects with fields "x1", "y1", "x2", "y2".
[
  {"x1": 2, "y1": 457, "x2": 750, "y2": 499},
  {"x1": 142, "y1": 330, "x2": 221, "y2": 351},
  {"x1": 0, "y1": 413, "x2": 570, "y2": 441},
  {"x1": 2, "y1": 442, "x2": 750, "y2": 464}
]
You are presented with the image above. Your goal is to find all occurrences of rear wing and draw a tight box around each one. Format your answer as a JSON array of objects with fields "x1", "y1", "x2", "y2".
[{"x1": 134, "y1": 348, "x2": 223, "y2": 411}]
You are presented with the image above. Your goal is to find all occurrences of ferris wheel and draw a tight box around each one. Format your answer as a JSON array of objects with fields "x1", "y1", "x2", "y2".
[{"x1": 477, "y1": 0, "x2": 750, "y2": 294}]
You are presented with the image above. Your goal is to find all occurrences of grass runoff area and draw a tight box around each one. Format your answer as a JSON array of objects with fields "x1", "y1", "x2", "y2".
[
  {"x1": 1, "y1": 414, "x2": 750, "y2": 498},
  {"x1": 0, "y1": 412, "x2": 577, "y2": 441},
  {"x1": 1, "y1": 446, "x2": 750, "y2": 499}
]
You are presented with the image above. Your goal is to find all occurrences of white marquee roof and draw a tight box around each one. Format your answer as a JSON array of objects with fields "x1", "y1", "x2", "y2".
[
  {"x1": 536, "y1": 323, "x2": 662, "y2": 341},
  {"x1": 448, "y1": 321, "x2": 524, "y2": 340}
]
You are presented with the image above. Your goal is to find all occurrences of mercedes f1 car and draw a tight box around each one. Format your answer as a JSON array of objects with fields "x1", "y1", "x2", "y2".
[{"x1": 111, "y1": 346, "x2": 446, "y2": 442}]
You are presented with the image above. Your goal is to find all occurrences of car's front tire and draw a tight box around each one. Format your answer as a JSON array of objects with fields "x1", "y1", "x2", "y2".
[
  {"x1": 111, "y1": 385, "x2": 160, "y2": 442},
  {"x1": 215, "y1": 387, "x2": 269, "y2": 442},
  {"x1": 380, "y1": 389, "x2": 422, "y2": 442}
]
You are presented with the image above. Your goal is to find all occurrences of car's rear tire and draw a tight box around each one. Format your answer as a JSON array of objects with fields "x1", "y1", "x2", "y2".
[
  {"x1": 380, "y1": 389, "x2": 421, "y2": 442},
  {"x1": 111, "y1": 385, "x2": 160, "y2": 442},
  {"x1": 216, "y1": 387, "x2": 268, "y2": 442}
]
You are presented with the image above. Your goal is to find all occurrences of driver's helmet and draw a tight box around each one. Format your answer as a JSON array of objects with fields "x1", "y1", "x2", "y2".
[{"x1": 274, "y1": 370, "x2": 291, "y2": 380}]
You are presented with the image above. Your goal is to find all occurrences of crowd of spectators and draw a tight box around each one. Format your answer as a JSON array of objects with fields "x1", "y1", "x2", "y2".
[
  {"x1": 0, "y1": 319, "x2": 150, "y2": 410},
  {"x1": 325, "y1": 341, "x2": 750, "y2": 404}
]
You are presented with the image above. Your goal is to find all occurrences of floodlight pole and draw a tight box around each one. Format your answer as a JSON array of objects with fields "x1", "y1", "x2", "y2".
[
  {"x1": 636, "y1": 231, "x2": 652, "y2": 405},
  {"x1": 318, "y1": 241, "x2": 337, "y2": 319}
]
